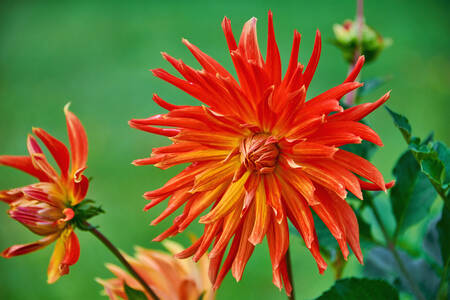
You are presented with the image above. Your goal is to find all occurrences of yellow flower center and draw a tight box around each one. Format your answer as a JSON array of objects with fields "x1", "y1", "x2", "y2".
[{"x1": 240, "y1": 133, "x2": 279, "y2": 174}]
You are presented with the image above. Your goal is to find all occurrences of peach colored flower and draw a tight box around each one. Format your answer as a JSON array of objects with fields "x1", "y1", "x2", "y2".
[
  {"x1": 130, "y1": 12, "x2": 393, "y2": 295},
  {"x1": 0, "y1": 104, "x2": 88, "y2": 283},
  {"x1": 97, "y1": 240, "x2": 214, "y2": 300}
]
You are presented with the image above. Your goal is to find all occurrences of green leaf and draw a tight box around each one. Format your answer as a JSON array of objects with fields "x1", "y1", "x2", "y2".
[
  {"x1": 364, "y1": 247, "x2": 440, "y2": 298},
  {"x1": 385, "y1": 106, "x2": 412, "y2": 143},
  {"x1": 124, "y1": 283, "x2": 147, "y2": 300},
  {"x1": 438, "y1": 208, "x2": 450, "y2": 265},
  {"x1": 316, "y1": 277, "x2": 399, "y2": 300},
  {"x1": 436, "y1": 208, "x2": 450, "y2": 299},
  {"x1": 390, "y1": 151, "x2": 437, "y2": 237}
]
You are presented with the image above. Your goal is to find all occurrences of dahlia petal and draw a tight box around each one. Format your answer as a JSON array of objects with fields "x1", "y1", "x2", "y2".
[
  {"x1": 192, "y1": 160, "x2": 237, "y2": 192},
  {"x1": 308, "y1": 82, "x2": 363, "y2": 103},
  {"x1": 343, "y1": 55, "x2": 365, "y2": 84},
  {"x1": 313, "y1": 188, "x2": 349, "y2": 259},
  {"x1": 182, "y1": 38, "x2": 233, "y2": 79},
  {"x1": 265, "y1": 11, "x2": 282, "y2": 84},
  {"x1": 130, "y1": 114, "x2": 205, "y2": 130},
  {"x1": 278, "y1": 168, "x2": 318, "y2": 206},
  {"x1": 0, "y1": 188, "x2": 23, "y2": 204},
  {"x1": 301, "y1": 164, "x2": 347, "y2": 199},
  {"x1": 0, "y1": 155, "x2": 49, "y2": 181},
  {"x1": 199, "y1": 171, "x2": 249, "y2": 224},
  {"x1": 151, "y1": 190, "x2": 191, "y2": 226},
  {"x1": 291, "y1": 142, "x2": 337, "y2": 160},
  {"x1": 72, "y1": 174, "x2": 89, "y2": 205},
  {"x1": 213, "y1": 227, "x2": 241, "y2": 289},
  {"x1": 248, "y1": 181, "x2": 270, "y2": 245},
  {"x1": 27, "y1": 136, "x2": 59, "y2": 181},
  {"x1": 264, "y1": 174, "x2": 284, "y2": 224},
  {"x1": 329, "y1": 91, "x2": 391, "y2": 122},
  {"x1": 266, "y1": 213, "x2": 289, "y2": 270},
  {"x1": 64, "y1": 104, "x2": 88, "y2": 180},
  {"x1": 155, "y1": 149, "x2": 229, "y2": 170},
  {"x1": 193, "y1": 221, "x2": 221, "y2": 262},
  {"x1": 359, "y1": 179, "x2": 395, "y2": 191},
  {"x1": 178, "y1": 184, "x2": 227, "y2": 232},
  {"x1": 334, "y1": 150, "x2": 386, "y2": 191},
  {"x1": 32, "y1": 128, "x2": 70, "y2": 178},
  {"x1": 329, "y1": 193, "x2": 363, "y2": 264},
  {"x1": 221, "y1": 17, "x2": 238, "y2": 52},
  {"x1": 128, "y1": 120, "x2": 180, "y2": 137},
  {"x1": 152, "y1": 93, "x2": 187, "y2": 111},
  {"x1": 303, "y1": 30, "x2": 322, "y2": 89},
  {"x1": 307, "y1": 132, "x2": 362, "y2": 147},
  {"x1": 238, "y1": 17, "x2": 264, "y2": 67},
  {"x1": 1, "y1": 234, "x2": 58, "y2": 258},
  {"x1": 232, "y1": 205, "x2": 256, "y2": 281},
  {"x1": 47, "y1": 228, "x2": 76, "y2": 283},
  {"x1": 280, "y1": 177, "x2": 315, "y2": 248},
  {"x1": 283, "y1": 30, "x2": 301, "y2": 90},
  {"x1": 317, "y1": 121, "x2": 383, "y2": 146},
  {"x1": 209, "y1": 204, "x2": 243, "y2": 258}
]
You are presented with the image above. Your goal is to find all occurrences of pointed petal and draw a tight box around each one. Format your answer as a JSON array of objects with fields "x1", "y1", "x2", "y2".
[
  {"x1": 64, "y1": 104, "x2": 88, "y2": 181},
  {"x1": 33, "y1": 127, "x2": 70, "y2": 178},
  {"x1": 2, "y1": 234, "x2": 58, "y2": 257},
  {"x1": 0, "y1": 155, "x2": 49, "y2": 181}
]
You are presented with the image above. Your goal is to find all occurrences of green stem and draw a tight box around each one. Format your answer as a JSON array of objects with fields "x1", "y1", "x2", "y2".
[
  {"x1": 366, "y1": 194, "x2": 426, "y2": 300},
  {"x1": 84, "y1": 222, "x2": 160, "y2": 300},
  {"x1": 286, "y1": 246, "x2": 296, "y2": 300}
]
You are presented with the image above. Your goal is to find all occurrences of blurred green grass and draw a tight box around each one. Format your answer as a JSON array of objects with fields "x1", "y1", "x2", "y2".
[{"x1": 0, "y1": 0, "x2": 449, "y2": 299}]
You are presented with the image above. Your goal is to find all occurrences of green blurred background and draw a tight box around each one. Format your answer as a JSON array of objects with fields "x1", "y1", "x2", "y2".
[{"x1": 0, "y1": 0, "x2": 449, "y2": 299}]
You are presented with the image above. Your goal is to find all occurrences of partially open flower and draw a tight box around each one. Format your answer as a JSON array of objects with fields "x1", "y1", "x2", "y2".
[
  {"x1": 0, "y1": 104, "x2": 88, "y2": 283},
  {"x1": 131, "y1": 12, "x2": 394, "y2": 295},
  {"x1": 97, "y1": 240, "x2": 214, "y2": 300}
]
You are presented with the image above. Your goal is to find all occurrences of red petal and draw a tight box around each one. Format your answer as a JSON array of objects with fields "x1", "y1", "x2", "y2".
[
  {"x1": 64, "y1": 104, "x2": 88, "y2": 179},
  {"x1": 33, "y1": 127, "x2": 70, "y2": 178},
  {"x1": 0, "y1": 155, "x2": 49, "y2": 181},
  {"x1": 303, "y1": 30, "x2": 321, "y2": 89}
]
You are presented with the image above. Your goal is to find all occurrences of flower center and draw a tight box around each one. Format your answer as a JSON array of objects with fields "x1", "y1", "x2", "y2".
[{"x1": 240, "y1": 133, "x2": 279, "y2": 174}]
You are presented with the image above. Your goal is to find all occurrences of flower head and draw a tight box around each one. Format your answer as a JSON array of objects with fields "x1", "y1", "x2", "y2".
[
  {"x1": 131, "y1": 12, "x2": 393, "y2": 295},
  {"x1": 0, "y1": 104, "x2": 88, "y2": 283},
  {"x1": 97, "y1": 240, "x2": 214, "y2": 300}
]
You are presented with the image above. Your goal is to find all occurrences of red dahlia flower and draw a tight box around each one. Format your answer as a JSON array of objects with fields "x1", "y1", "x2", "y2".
[
  {"x1": 130, "y1": 12, "x2": 393, "y2": 295},
  {"x1": 0, "y1": 104, "x2": 88, "y2": 283}
]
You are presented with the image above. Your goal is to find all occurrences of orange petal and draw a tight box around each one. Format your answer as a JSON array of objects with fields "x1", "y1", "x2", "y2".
[
  {"x1": 64, "y1": 103, "x2": 88, "y2": 181},
  {"x1": 2, "y1": 234, "x2": 58, "y2": 258},
  {"x1": 33, "y1": 127, "x2": 70, "y2": 178}
]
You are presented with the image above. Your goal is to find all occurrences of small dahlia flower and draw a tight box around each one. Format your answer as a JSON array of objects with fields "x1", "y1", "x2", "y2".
[
  {"x1": 97, "y1": 240, "x2": 214, "y2": 300},
  {"x1": 0, "y1": 104, "x2": 88, "y2": 283},
  {"x1": 131, "y1": 12, "x2": 393, "y2": 294}
]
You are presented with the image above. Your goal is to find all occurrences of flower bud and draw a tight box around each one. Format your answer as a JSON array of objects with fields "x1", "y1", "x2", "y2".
[{"x1": 333, "y1": 19, "x2": 392, "y2": 64}]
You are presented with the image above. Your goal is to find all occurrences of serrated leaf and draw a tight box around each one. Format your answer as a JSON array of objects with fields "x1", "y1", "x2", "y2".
[
  {"x1": 316, "y1": 277, "x2": 399, "y2": 300},
  {"x1": 391, "y1": 151, "x2": 437, "y2": 237},
  {"x1": 124, "y1": 283, "x2": 147, "y2": 300},
  {"x1": 385, "y1": 106, "x2": 412, "y2": 143},
  {"x1": 364, "y1": 247, "x2": 440, "y2": 299}
]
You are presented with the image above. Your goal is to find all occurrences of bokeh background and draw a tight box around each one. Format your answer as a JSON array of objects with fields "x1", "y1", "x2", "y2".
[{"x1": 0, "y1": 0, "x2": 449, "y2": 299}]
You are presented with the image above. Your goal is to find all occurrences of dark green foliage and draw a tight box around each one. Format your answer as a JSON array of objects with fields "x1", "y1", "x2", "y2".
[
  {"x1": 124, "y1": 283, "x2": 148, "y2": 300},
  {"x1": 316, "y1": 277, "x2": 399, "y2": 300}
]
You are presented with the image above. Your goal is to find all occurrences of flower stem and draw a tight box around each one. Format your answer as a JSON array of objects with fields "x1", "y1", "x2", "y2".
[
  {"x1": 365, "y1": 193, "x2": 426, "y2": 300},
  {"x1": 286, "y1": 246, "x2": 296, "y2": 300},
  {"x1": 84, "y1": 222, "x2": 160, "y2": 300},
  {"x1": 345, "y1": 0, "x2": 365, "y2": 106}
]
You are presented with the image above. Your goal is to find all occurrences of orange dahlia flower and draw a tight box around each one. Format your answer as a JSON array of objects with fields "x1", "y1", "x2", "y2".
[
  {"x1": 0, "y1": 104, "x2": 88, "y2": 283},
  {"x1": 130, "y1": 12, "x2": 393, "y2": 294},
  {"x1": 97, "y1": 240, "x2": 214, "y2": 300}
]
